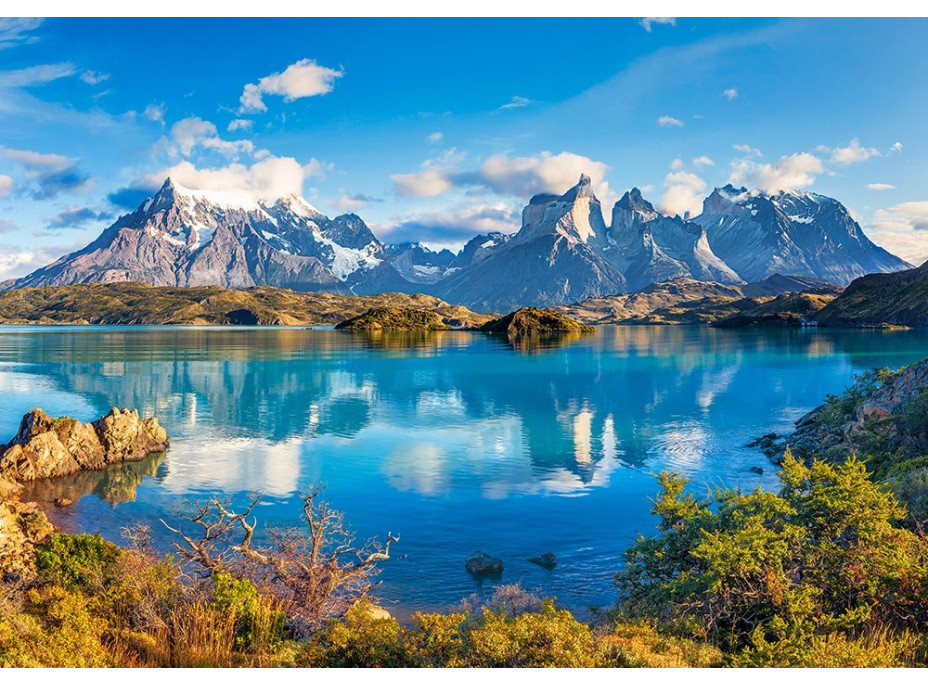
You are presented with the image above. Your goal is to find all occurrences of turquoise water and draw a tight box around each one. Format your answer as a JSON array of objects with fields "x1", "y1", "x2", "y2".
[{"x1": 2, "y1": 325, "x2": 927, "y2": 618}]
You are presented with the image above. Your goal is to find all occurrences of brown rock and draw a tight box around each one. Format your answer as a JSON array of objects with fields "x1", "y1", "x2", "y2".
[
  {"x1": 0, "y1": 407, "x2": 169, "y2": 482},
  {"x1": 54, "y1": 497, "x2": 73, "y2": 508}
]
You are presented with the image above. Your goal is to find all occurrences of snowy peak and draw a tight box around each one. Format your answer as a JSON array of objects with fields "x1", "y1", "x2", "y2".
[{"x1": 695, "y1": 185, "x2": 912, "y2": 283}]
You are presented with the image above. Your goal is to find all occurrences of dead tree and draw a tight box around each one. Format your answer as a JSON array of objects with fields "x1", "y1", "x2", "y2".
[{"x1": 162, "y1": 485, "x2": 398, "y2": 627}]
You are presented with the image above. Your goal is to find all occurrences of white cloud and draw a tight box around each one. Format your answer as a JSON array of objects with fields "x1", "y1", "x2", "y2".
[
  {"x1": 302, "y1": 158, "x2": 332, "y2": 179},
  {"x1": 692, "y1": 156, "x2": 714, "y2": 167},
  {"x1": 657, "y1": 115, "x2": 683, "y2": 128},
  {"x1": 142, "y1": 102, "x2": 165, "y2": 124},
  {"x1": 723, "y1": 87, "x2": 738, "y2": 100},
  {"x1": 729, "y1": 152, "x2": 823, "y2": 193},
  {"x1": 733, "y1": 143, "x2": 761, "y2": 157},
  {"x1": 0, "y1": 174, "x2": 12, "y2": 197},
  {"x1": 391, "y1": 167, "x2": 455, "y2": 198},
  {"x1": 79, "y1": 70, "x2": 109, "y2": 85},
  {"x1": 380, "y1": 202, "x2": 521, "y2": 248},
  {"x1": 148, "y1": 156, "x2": 311, "y2": 201},
  {"x1": 659, "y1": 171, "x2": 706, "y2": 218},
  {"x1": 1, "y1": 147, "x2": 71, "y2": 172},
  {"x1": 476, "y1": 151, "x2": 611, "y2": 199},
  {"x1": 168, "y1": 117, "x2": 254, "y2": 158},
  {"x1": 239, "y1": 58, "x2": 343, "y2": 114},
  {"x1": 818, "y1": 138, "x2": 881, "y2": 166},
  {"x1": 0, "y1": 242, "x2": 87, "y2": 281},
  {"x1": 640, "y1": 17, "x2": 676, "y2": 32},
  {"x1": 867, "y1": 183, "x2": 895, "y2": 191},
  {"x1": 669, "y1": 158, "x2": 685, "y2": 170},
  {"x1": 390, "y1": 150, "x2": 612, "y2": 203},
  {"x1": 500, "y1": 96, "x2": 533, "y2": 110},
  {"x1": 0, "y1": 62, "x2": 75, "y2": 88},
  {"x1": 869, "y1": 201, "x2": 928, "y2": 265},
  {"x1": 427, "y1": 131, "x2": 443, "y2": 143},
  {"x1": 0, "y1": 18, "x2": 42, "y2": 50},
  {"x1": 891, "y1": 142, "x2": 904, "y2": 153},
  {"x1": 335, "y1": 192, "x2": 381, "y2": 212},
  {"x1": 0, "y1": 147, "x2": 90, "y2": 199},
  {"x1": 227, "y1": 118, "x2": 253, "y2": 132}
]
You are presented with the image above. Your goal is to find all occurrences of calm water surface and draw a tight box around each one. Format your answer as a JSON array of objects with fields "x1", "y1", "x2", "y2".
[{"x1": 2, "y1": 325, "x2": 927, "y2": 618}]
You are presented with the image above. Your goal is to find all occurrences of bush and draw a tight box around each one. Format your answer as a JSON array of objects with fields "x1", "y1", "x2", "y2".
[
  {"x1": 34, "y1": 533, "x2": 121, "y2": 592},
  {"x1": 210, "y1": 573, "x2": 286, "y2": 651},
  {"x1": 617, "y1": 451, "x2": 928, "y2": 650},
  {"x1": 598, "y1": 622, "x2": 723, "y2": 668}
]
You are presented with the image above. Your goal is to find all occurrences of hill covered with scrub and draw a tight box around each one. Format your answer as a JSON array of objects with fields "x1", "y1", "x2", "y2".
[{"x1": 0, "y1": 282, "x2": 491, "y2": 328}]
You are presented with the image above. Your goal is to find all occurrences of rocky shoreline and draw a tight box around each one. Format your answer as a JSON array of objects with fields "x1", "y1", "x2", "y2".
[{"x1": 0, "y1": 408, "x2": 170, "y2": 581}]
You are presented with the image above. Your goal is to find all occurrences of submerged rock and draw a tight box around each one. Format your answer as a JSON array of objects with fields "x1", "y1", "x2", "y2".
[
  {"x1": 0, "y1": 408, "x2": 169, "y2": 482},
  {"x1": 465, "y1": 551, "x2": 504, "y2": 576},
  {"x1": 528, "y1": 552, "x2": 558, "y2": 569}
]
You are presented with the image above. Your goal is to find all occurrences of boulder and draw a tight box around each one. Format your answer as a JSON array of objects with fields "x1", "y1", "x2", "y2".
[
  {"x1": 0, "y1": 408, "x2": 169, "y2": 482},
  {"x1": 465, "y1": 551, "x2": 503, "y2": 576},
  {"x1": 528, "y1": 552, "x2": 558, "y2": 569}
]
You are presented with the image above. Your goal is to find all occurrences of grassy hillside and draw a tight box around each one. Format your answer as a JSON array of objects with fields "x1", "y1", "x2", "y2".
[
  {"x1": 0, "y1": 283, "x2": 492, "y2": 328},
  {"x1": 816, "y1": 262, "x2": 928, "y2": 327}
]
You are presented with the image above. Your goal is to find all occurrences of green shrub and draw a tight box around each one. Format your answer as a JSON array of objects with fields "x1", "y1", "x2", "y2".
[
  {"x1": 210, "y1": 573, "x2": 286, "y2": 651},
  {"x1": 617, "y1": 450, "x2": 928, "y2": 649},
  {"x1": 34, "y1": 533, "x2": 121, "y2": 592}
]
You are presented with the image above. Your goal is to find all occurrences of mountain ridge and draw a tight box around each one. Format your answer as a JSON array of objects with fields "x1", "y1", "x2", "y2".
[{"x1": 5, "y1": 175, "x2": 911, "y2": 313}]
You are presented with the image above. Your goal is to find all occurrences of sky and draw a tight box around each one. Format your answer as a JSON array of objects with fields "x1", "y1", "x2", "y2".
[{"x1": 2, "y1": 17, "x2": 928, "y2": 281}]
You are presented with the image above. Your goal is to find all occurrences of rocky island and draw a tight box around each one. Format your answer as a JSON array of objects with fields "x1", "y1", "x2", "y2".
[
  {"x1": 334, "y1": 306, "x2": 453, "y2": 331},
  {"x1": 478, "y1": 307, "x2": 594, "y2": 337}
]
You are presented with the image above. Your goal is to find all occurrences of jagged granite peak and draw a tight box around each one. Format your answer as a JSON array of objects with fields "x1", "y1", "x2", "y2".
[
  {"x1": 695, "y1": 185, "x2": 911, "y2": 284},
  {"x1": 452, "y1": 232, "x2": 511, "y2": 269},
  {"x1": 608, "y1": 188, "x2": 742, "y2": 291},
  {"x1": 611, "y1": 188, "x2": 659, "y2": 231},
  {"x1": 518, "y1": 174, "x2": 608, "y2": 247},
  {"x1": 434, "y1": 174, "x2": 625, "y2": 312}
]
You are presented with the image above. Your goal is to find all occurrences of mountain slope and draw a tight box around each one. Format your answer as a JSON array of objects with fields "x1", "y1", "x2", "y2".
[
  {"x1": 695, "y1": 185, "x2": 911, "y2": 284},
  {"x1": 608, "y1": 188, "x2": 742, "y2": 290},
  {"x1": 815, "y1": 261, "x2": 928, "y2": 327}
]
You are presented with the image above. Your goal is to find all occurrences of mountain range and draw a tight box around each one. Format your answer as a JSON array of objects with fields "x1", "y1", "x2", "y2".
[{"x1": 5, "y1": 175, "x2": 912, "y2": 312}]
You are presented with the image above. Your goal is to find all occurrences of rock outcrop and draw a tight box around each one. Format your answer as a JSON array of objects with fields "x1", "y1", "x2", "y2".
[
  {"x1": 0, "y1": 408, "x2": 169, "y2": 482},
  {"x1": 478, "y1": 307, "x2": 594, "y2": 337},
  {"x1": 0, "y1": 474, "x2": 53, "y2": 580}
]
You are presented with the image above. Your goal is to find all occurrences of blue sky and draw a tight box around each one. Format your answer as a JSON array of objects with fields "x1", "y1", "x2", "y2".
[{"x1": 2, "y1": 16, "x2": 928, "y2": 280}]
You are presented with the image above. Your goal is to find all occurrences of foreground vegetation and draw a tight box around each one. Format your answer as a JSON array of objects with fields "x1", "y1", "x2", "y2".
[{"x1": 5, "y1": 362, "x2": 928, "y2": 667}]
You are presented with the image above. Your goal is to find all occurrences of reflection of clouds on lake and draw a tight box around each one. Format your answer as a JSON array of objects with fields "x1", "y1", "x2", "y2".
[
  {"x1": 697, "y1": 364, "x2": 739, "y2": 412},
  {"x1": 159, "y1": 436, "x2": 308, "y2": 498}
]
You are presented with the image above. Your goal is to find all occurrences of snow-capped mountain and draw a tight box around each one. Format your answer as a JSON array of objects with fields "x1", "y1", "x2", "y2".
[
  {"x1": 6, "y1": 175, "x2": 912, "y2": 312},
  {"x1": 433, "y1": 175, "x2": 627, "y2": 312},
  {"x1": 608, "y1": 188, "x2": 742, "y2": 291},
  {"x1": 11, "y1": 179, "x2": 385, "y2": 291},
  {"x1": 695, "y1": 184, "x2": 911, "y2": 284}
]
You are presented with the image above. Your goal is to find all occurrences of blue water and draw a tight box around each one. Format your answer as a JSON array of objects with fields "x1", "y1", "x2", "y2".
[{"x1": 2, "y1": 325, "x2": 927, "y2": 619}]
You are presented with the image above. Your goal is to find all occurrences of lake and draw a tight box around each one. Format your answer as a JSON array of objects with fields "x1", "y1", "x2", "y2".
[{"x1": 2, "y1": 325, "x2": 927, "y2": 619}]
